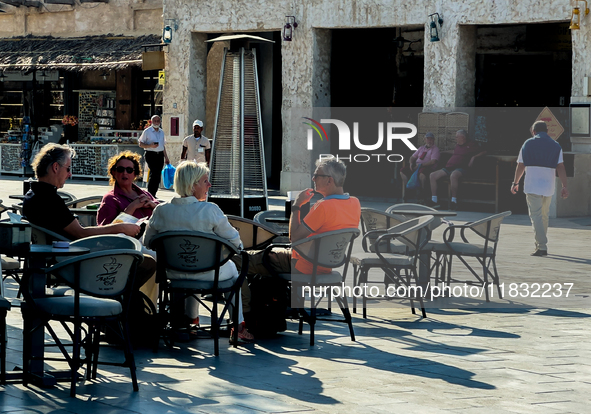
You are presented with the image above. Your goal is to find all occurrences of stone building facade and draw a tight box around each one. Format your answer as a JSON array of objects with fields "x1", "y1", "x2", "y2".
[
  {"x1": 161, "y1": 0, "x2": 591, "y2": 217},
  {"x1": 0, "y1": 0, "x2": 162, "y2": 37}
]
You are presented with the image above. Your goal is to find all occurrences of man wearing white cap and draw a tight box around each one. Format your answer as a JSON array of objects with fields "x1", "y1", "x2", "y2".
[{"x1": 181, "y1": 119, "x2": 211, "y2": 165}]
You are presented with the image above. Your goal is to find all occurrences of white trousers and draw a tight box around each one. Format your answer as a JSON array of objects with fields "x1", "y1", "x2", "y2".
[
  {"x1": 182, "y1": 261, "x2": 244, "y2": 324},
  {"x1": 526, "y1": 193, "x2": 552, "y2": 251}
]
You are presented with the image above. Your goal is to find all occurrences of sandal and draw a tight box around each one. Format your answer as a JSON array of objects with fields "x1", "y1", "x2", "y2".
[{"x1": 229, "y1": 324, "x2": 255, "y2": 344}]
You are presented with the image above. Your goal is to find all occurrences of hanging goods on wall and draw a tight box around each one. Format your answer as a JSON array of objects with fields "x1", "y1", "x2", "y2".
[{"x1": 206, "y1": 34, "x2": 274, "y2": 219}]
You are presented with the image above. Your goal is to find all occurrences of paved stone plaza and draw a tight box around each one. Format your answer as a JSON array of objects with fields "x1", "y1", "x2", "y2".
[{"x1": 1, "y1": 176, "x2": 590, "y2": 413}]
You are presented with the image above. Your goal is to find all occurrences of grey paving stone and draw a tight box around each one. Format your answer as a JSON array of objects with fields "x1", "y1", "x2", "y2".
[{"x1": 1, "y1": 177, "x2": 591, "y2": 412}]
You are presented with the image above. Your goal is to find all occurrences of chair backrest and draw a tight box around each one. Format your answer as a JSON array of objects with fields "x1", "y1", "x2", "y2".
[
  {"x1": 253, "y1": 210, "x2": 289, "y2": 234},
  {"x1": 65, "y1": 195, "x2": 103, "y2": 209},
  {"x1": 469, "y1": 211, "x2": 511, "y2": 242},
  {"x1": 29, "y1": 223, "x2": 70, "y2": 244},
  {"x1": 227, "y1": 215, "x2": 279, "y2": 250},
  {"x1": 386, "y1": 203, "x2": 442, "y2": 231},
  {"x1": 291, "y1": 228, "x2": 360, "y2": 270},
  {"x1": 150, "y1": 231, "x2": 239, "y2": 274},
  {"x1": 384, "y1": 215, "x2": 434, "y2": 252},
  {"x1": 360, "y1": 208, "x2": 406, "y2": 251},
  {"x1": 0, "y1": 201, "x2": 9, "y2": 220},
  {"x1": 71, "y1": 209, "x2": 98, "y2": 227},
  {"x1": 48, "y1": 249, "x2": 143, "y2": 298},
  {"x1": 0, "y1": 220, "x2": 31, "y2": 255},
  {"x1": 56, "y1": 191, "x2": 76, "y2": 203},
  {"x1": 70, "y1": 234, "x2": 142, "y2": 252}
]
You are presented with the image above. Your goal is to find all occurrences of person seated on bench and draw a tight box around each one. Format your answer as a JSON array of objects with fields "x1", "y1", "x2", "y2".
[
  {"x1": 399, "y1": 132, "x2": 440, "y2": 203},
  {"x1": 427, "y1": 130, "x2": 487, "y2": 210}
]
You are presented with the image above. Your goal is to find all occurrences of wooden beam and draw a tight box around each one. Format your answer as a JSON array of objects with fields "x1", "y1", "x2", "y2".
[
  {"x1": 0, "y1": 0, "x2": 24, "y2": 7},
  {"x1": 44, "y1": 0, "x2": 75, "y2": 5},
  {"x1": 23, "y1": 0, "x2": 41, "y2": 7}
]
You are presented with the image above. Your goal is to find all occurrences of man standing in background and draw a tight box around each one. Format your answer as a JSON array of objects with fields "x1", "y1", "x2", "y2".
[
  {"x1": 138, "y1": 114, "x2": 170, "y2": 197},
  {"x1": 181, "y1": 119, "x2": 211, "y2": 165}
]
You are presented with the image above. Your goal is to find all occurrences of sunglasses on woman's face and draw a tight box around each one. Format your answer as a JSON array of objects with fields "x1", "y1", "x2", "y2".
[{"x1": 115, "y1": 166, "x2": 135, "y2": 174}]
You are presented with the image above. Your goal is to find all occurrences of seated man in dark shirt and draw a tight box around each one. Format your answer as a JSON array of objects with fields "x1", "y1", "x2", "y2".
[
  {"x1": 23, "y1": 143, "x2": 140, "y2": 239},
  {"x1": 428, "y1": 130, "x2": 487, "y2": 210}
]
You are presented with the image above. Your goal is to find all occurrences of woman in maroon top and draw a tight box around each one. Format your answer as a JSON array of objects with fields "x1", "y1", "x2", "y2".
[{"x1": 97, "y1": 151, "x2": 159, "y2": 225}]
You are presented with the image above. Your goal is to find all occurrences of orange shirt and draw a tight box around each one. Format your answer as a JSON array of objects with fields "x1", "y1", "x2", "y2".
[{"x1": 293, "y1": 195, "x2": 361, "y2": 274}]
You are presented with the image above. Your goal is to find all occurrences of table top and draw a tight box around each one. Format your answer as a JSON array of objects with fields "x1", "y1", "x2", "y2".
[
  {"x1": 9, "y1": 194, "x2": 70, "y2": 201},
  {"x1": 30, "y1": 245, "x2": 89, "y2": 256},
  {"x1": 69, "y1": 207, "x2": 98, "y2": 214},
  {"x1": 266, "y1": 217, "x2": 290, "y2": 224},
  {"x1": 488, "y1": 154, "x2": 518, "y2": 163},
  {"x1": 388, "y1": 209, "x2": 457, "y2": 217}
]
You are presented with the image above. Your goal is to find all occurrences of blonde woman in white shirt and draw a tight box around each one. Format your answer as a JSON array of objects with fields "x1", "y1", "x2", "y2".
[{"x1": 144, "y1": 161, "x2": 254, "y2": 342}]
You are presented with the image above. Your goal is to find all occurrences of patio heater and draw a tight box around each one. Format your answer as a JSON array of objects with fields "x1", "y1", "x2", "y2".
[{"x1": 206, "y1": 34, "x2": 272, "y2": 219}]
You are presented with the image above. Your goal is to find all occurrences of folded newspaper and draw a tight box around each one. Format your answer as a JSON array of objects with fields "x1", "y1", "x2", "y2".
[{"x1": 112, "y1": 212, "x2": 148, "y2": 225}]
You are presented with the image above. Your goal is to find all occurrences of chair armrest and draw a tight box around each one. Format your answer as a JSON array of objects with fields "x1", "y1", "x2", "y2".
[
  {"x1": 362, "y1": 229, "x2": 388, "y2": 252},
  {"x1": 442, "y1": 223, "x2": 479, "y2": 244},
  {"x1": 374, "y1": 232, "x2": 407, "y2": 254}
]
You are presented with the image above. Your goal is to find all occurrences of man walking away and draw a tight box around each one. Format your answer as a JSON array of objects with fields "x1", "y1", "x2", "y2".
[{"x1": 511, "y1": 121, "x2": 569, "y2": 256}]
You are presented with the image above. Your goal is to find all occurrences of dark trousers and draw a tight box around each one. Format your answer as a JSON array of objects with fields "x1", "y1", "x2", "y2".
[{"x1": 145, "y1": 151, "x2": 164, "y2": 197}]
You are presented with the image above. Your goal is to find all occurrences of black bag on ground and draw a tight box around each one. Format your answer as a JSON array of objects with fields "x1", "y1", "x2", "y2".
[
  {"x1": 127, "y1": 291, "x2": 159, "y2": 348},
  {"x1": 245, "y1": 274, "x2": 288, "y2": 337}
]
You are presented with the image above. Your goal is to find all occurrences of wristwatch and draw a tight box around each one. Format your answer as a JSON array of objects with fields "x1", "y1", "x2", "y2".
[{"x1": 291, "y1": 205, "x2": 301, "y2": 211}]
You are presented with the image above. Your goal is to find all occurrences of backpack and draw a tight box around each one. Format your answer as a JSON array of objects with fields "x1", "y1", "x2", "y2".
[{"x1": 245, "y1": 275, "x2": 288, "y2": 338}]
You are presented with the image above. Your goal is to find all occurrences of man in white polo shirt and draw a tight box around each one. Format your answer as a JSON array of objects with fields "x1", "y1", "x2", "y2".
[
  {"x1": 181, "y1": 119, "x2": 211, "y2": 165},
  {"x1": 138, "y1": 114, "x2": 170, "y2": 197},
  {"x1": 511, "y1": 121, "x2": 569, "y2": 257}
]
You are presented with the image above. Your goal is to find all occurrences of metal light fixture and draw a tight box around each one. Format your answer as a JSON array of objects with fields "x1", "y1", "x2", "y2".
[
  {"x1": 162, "y1": 18, "x2": 178, "y2": 44},
  {"x1": 570, "y1": 7, "x2": 581, "y2": 29},
  {"x1": 101, "y1": 71, "x2": 110, "y2": 80},
  {"x1": 570, "y1": 1, "x2": 589, "y2": 30},
  {"x1": 393, "y1": 35, "x2": 407, "y2": 49},
  {"x1": 0, "y1": 70, "x2": 5, "y2": 82},
  {"x1": 405, "y1": 40, "x2": 420, "y2": 55},
  {"x1": 38, "y1": 69, "x2": 47, "y2": 82},
  {"x1": 283, "y1": 16, "x2": 298, "y2": 41},
  {"x1": 162, "y1": 25, "x2": 173, "y2": 43},
  {"x1": 429, "y1": 13, "x2": 444, "y2": 42},
  {"x1": 394, "y1": 33, "x2": 421, "y2": 50}
]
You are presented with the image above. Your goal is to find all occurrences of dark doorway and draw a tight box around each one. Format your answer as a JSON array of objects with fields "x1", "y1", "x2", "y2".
[
  {"x1": 331, "y1": 28, "x2": 424, "y2": 198},
  {"x1": 475, "y1": 23, "x2": 572, "y2": 154},
  {"x1": 331, "y1": 28, "x2": 423, "y2": 108}
]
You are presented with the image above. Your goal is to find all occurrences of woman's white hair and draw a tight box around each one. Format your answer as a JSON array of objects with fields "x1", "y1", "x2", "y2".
[{"x1": 174, "y1": 161, "x2": 209, "y2": 197}]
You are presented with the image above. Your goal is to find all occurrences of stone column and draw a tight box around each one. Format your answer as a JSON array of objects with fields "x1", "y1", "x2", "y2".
[
  {"x1": 162, "y1": 30, "x2": 207, "y2": 164},
  {"x1": 280, "y1": 28, "x2": 332, "y2": 193},
  {"x1": 423, "y1": 22, "x2": 476, "y2": 110},
  {"x1": 570, "y1": 23, "x2": 591, "y2": 153}
]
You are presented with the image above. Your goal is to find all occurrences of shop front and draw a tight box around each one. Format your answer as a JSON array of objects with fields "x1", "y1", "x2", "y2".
[{"x1": 0, "y1": 34, "x2": 162, "y2": 178}]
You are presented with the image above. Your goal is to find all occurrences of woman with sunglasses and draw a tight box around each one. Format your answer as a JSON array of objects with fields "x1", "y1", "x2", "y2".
[{"x1": 97, "y1": 151, "x2": 159, "y2": 225}]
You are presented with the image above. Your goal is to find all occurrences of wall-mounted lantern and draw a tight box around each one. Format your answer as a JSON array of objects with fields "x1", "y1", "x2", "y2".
[
  {"x1": 429, "y1": 13, "x2": 444, "y2": 42},
  {"x1": 570, "y1": 1, "x2": 589, "y2": 30},
  {"x1": 162, "y1": 18, "x2": 179, "y2": 44},
  {"x1": 162, "y1": 25, "x2": 173, "y2": 43},
  {"x1": 283, "y1": 16, "x2": 298, "y2": 41}
]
